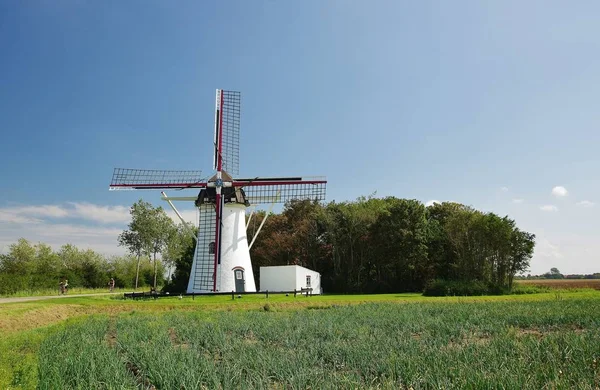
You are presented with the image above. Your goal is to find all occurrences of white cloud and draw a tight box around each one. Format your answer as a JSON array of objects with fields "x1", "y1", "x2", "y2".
[
  {"x1": 425, "y1": 200, "x2": 440, "y2": 207},
  {"x1": 551, "y1": 186, "x2": 568, "y2": 197},
  {"x1": 512, "y1": 198, "x2": 524, "y2": 204},
  {"x1": 0, "y1": 203, "x2": 131, "y2": 225},
  {"x1": 576, "y1": 200, "x2": 595, "y2": 207},
  {"x1": 500, "y1": 187, "x2": 509, "y2": 192},
  {"x1": 15, "y1": 205, "x2": 69, "y2": 218},
  {"x1": 540, "y1": 205, "x2": 558, "y2": 212},
  {"x1": 9, "y1": 202, "x2": 201, "y2": 226},
  {"x1": 165, "y1": 208, "x2": 198, "y2": 226},
  {"x1": 0, "y1": 201, "x2": 198, "y2": 256},
  {"x1": 69, "y1": 202, "x2": 130, "y2": 224},
  {"x1": 534, "y1": 237, "x2": 563, "y2": 260},
  {"x1": 32, "y1": 223, "x2": 123, "y2": 239},
  {"x1": 0, "y1": 210, "x2": 43, "y2": 224},
  {"x1": 0, "y1": 205, "x2": 69, "y2": 224}
]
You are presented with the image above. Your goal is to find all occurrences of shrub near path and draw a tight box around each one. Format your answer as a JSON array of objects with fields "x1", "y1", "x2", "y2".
[{"x1": 34, "y1": 297, "x2": 600, "y2": 389}]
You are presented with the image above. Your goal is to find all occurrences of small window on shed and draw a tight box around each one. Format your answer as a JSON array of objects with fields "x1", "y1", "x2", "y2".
[
  {"x1": 208, "y1": 242, "x2": 215, "y2": 254},
  {"x1": 306, "y1": 275, "x2": 311, "y2": 287}
]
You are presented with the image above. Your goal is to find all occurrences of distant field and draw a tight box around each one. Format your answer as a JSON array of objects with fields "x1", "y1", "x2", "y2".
[{"x1": 517, "y1": 278, "x2": 600, "y2": 290}]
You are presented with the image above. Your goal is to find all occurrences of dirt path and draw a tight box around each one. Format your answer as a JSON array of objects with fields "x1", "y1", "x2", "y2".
[{"x1": 0, "y1": 292, "x2": 121, "y2": 304}]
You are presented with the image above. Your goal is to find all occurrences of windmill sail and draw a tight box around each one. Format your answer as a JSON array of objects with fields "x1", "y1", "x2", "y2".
[
  {"x1": 109, "y1": 168, "x2": 205, "y2": 190},
  {"x1": 235, "y1": 177, "x2": 327, "y2": 204},
  {"x1": 214, "y1": 89, "x2": 240, "y2": 175},
  {"x1": 188, "y1": 205, "x2": 217, "y2": 292}
]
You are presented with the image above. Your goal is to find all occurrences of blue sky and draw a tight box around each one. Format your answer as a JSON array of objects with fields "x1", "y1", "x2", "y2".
[{"x1": 1, "y1": 1, "x2": 598, "y2": 274}]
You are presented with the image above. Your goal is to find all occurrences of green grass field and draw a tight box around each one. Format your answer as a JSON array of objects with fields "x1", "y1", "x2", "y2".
[{"x1": 1, "y1": 291, "x2": 600, "y2": 389}]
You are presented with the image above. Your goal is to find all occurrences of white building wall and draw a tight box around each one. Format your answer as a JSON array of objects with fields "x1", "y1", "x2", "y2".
[
  {"x1": 217, "y1": 203, "x2": 256, "y2": 292},
  {"x1": 294, "y1": 265, "x2": 321, "y2": 294},
  {"x1": 259, "y1": 266, "x2": 296, "y2": 292},
  {"x1": 260, "y1": 265, "x2": 321, "y2": 294}
]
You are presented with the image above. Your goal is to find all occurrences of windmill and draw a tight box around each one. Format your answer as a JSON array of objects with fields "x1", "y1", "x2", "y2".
[{"x1": 109, "y1": 89, "x2": 327, "y2": 293}]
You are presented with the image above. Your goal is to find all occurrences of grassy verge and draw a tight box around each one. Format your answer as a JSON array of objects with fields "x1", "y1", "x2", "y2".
[
  {"x1": 3, "y1": 290, "x2": 600, "y2": 335},
  {"x1": 0, "y1": 326, "x2": 58, "y2": 389}
]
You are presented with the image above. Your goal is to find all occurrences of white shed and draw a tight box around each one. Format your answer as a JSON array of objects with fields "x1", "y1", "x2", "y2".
[{"x1": 259, "y1": 265, "x2": 322, "y2": 294}]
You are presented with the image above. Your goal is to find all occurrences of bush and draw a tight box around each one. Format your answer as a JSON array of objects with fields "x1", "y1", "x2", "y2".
[
  {"x1": 0, "y1": 274, "x2": 29, "y2": 296},
  {"x1": 423, "y1": 279, "x2": 501, "y2": 296},
  {"x1": 511, "y1": 285, "x2": 551, "y2": 294}
]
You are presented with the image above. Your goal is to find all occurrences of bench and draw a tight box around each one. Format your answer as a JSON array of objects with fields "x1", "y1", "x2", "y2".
[{"x1": 295, "y1": 287, "x2": 313, "y2": 297}]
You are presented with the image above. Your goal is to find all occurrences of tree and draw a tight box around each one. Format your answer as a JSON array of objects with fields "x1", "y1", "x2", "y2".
[
  {"x1": 119, "y1": 200, "x2": 174, "y2": 289},
  {"x1": 1, "y1": 238, "x2": 36, "y2": 275},
  {"x1": 426, "y1": 202, "x2": 535, "y2": 293},
  {"x1": 507, "y1": 229, "x2": 535, "y2": 288},
  {"x1": 147, "y1": 208, "x2": 174, "y2": 288},
  {"x1": 163, "y1": 223, "x2": 196, "y2": 282},
  {"x1": 320, "y1": 197, "x2": 387, "y2": 293},
  {"x1": 164, "y1": 230, "x2": 197, "y2": 293},
  {"x1": 370, "y1": 198, "x2": 429, "y2": 292},
  {"x1": 546, "y1": 267, "x2": 563, "y2": 279},
  {"x1": 118, "y1": 230, "x2": 144, "y2": 289}
]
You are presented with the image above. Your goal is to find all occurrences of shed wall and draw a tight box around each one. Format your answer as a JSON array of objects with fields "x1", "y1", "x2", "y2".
[
  {"x1": 294, "y1": 266, "x2": 321, "y2": 294},
  {"x1": 259, "y1": 266, "x2": 296, "y2": 292}
]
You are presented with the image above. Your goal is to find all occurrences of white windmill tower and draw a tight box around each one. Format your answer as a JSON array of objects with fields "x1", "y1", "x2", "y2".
[{"x1": 109, "y1": 89, "x2": 327, "y2": 293}]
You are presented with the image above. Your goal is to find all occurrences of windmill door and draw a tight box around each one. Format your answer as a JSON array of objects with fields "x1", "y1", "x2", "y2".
[{"x1": 234, "y1": 269, "x2": 245, "y2": 292}]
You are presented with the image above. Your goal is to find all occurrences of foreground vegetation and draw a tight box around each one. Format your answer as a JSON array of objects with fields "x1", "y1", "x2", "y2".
[
  {"x1": 2, "y1": 291, "x2": 600, "y2": 389},
  {"x1": 39, "y1": 299, "x2": 600, "y2": 389}
]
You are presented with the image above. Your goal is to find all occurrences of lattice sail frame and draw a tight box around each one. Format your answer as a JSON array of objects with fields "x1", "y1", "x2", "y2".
[
  {"x1": 190, "y1": 205, "x2": 217, "y2": 292},
  {"x1": 110, "y1": 168, "x2": 204, "y2": 190},
  {"x1": 214, "y1": 89, "x2": 240, "y2": 175},
  {"x1": 236, "y1": 178, "x2": 327, "y2": 204}
]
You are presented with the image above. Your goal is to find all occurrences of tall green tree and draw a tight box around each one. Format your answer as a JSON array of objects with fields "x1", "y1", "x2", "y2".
[
  {"x1": 426, "y1": 202, "x2": 535, "y2": 293},
  {"x1": 163, "y1": 229, "x2": 197, "y2": 293},
  {"x1": 370, "y1": 198, "x2": 429, "y2": 292},
  {"x1": 163, "y1": 223, "x2": 196, "y2": 282},
  {"x1": 119, "y1": 200, "x2": 174, "y2": 289},
  {"x1": 118, "y1": 229, "x2": 144, "y2": 289}
]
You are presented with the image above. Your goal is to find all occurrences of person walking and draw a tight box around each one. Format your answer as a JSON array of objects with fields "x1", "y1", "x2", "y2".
[{"x1": 109, "y1": 278, "x2": 115, "y2": 292}]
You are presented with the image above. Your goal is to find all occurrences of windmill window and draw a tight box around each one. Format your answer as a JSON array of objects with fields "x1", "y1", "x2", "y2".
[
  {"x1": 208, "y1": 242, "x2": 215, "y2": 254},
  {"x1": 306, "y1": 275, "x2": 311, "y2": 287}
]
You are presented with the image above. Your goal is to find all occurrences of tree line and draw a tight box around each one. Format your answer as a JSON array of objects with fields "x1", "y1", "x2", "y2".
[
  {"x1": 0, "y1": 239, "x2": 166, "y2": 295},
  {"x1": 0, "y1": 196, "x2": 536, "y2": 296},
  {"x1": 0, "y1": 200, "x2": 179, "y2": 296},
  {"x1": 247, "y1": 197, "x2": 535, "y2": 295},
  {"x1": 518, "y1": 268, "x2": 600, "y2": 280}
]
